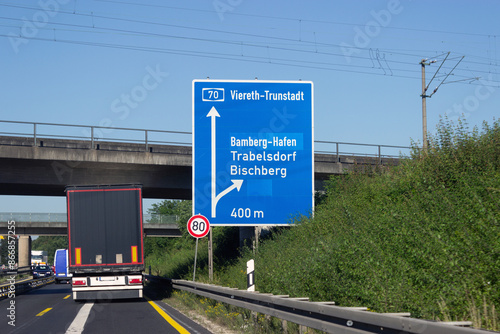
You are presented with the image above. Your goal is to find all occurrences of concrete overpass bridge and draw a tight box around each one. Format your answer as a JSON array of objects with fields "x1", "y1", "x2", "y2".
[
  {"x1": 0, "y1": 212, "x2": 181, "y2": 267},
  {"x1": 0, "y1": 120, "x2": 410, "y2": 267},
  {"x1": 0, "y1": 120, "x2": 409, "y2": 199},
  {"x1": 0, "y1": 212, "x2": 181, "y2": 237}
]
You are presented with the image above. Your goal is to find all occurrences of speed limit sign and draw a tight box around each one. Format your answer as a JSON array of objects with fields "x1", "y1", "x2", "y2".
[{"x1": 187, "y1": 215, "x2": 210, "y2": 238}]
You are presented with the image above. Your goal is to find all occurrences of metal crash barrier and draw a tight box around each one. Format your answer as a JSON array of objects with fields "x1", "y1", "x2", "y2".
[
  {"x1": 171, "y1": 279, "x2": 481, "y2": 334},
  {"x1": 0, "y1": 276, "x2": 54, "y2": 299}
]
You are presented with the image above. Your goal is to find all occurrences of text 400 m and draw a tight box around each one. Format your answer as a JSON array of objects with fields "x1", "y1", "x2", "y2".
[{"x1": 231, "y1": 208, "x2": 264, "y2": 219}]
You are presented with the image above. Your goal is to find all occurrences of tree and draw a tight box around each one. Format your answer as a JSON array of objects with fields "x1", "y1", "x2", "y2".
[
  {"x1": 0, "y1": 236, "x2": 18, "y2": 266},
  {"x1": 31, "y1": 236, "x2": 68, "y2": 264},
  {"x1": 148, "y1": 200, "x2": 181, "y2": 215},
  {"x1": 144, "y1": 200, "x2": 193, "y2": 258}
]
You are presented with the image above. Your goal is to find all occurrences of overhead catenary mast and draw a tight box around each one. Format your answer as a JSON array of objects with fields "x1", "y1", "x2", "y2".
[{"x1": 419, "y1": 52, "x2": 465, "y2": 150}]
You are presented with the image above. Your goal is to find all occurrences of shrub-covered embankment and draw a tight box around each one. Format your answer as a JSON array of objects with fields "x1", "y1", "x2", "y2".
[{"x1": 217, "y1": 118, "x2": 499, "y2": 329}]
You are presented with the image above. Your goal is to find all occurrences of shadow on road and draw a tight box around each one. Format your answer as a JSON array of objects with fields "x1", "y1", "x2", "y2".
[{"x1": 143, "y1": 276, "x2": 173, "y2": 302}]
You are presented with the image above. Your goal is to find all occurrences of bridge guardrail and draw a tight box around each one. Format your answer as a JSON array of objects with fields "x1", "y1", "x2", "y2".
[
  {"x1": 0, "y1": 120, "x2": 412, "y2": 162},
  {"x1": 170, "y1": 279, "x2": 480, "y2": 334}
]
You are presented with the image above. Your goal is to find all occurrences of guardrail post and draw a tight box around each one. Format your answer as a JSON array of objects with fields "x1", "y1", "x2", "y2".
[
  {"x1": 282, "y1": 320, "x2": 288, "y2": 334},
  {"x1": 91, "y1": 127, "x2": 94, "y2": 149},
  {"x1": 33, "y1": 123, "x2": 37, "y2": 146},
  {"x1": 336, "y1": 142, "x2": 339, "y2": 162},
  {"x1": 145, "y1": 130, "x2": 148, "y2": 152},
  {"x1": 378, "y1": 145, "x2": 381, "y2": 164}
]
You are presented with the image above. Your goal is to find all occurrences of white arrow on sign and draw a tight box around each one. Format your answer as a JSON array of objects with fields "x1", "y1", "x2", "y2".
[
  {"x1": 206, "y1": 106, "x2": 243, "y2": 218},
  {"x1": 214, "y1": 179, "x2": 243, "y2": 209},
  {"x1": 207, "y1": 106, "x2": 219, "y2": 217}
]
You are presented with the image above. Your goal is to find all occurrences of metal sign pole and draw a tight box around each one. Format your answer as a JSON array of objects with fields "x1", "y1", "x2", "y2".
[
  {"x1": 208, "y1": 230, "x2": 213, "y2": 282},
  {"x1": 187, "y1": 214, "x2": 210, "y2": 282},
  {"x1": 193, "y1": 238, "x2": 198, "y2": 282}
]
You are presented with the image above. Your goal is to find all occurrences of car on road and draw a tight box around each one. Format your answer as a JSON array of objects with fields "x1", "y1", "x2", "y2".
[{"x1": 32, "y1": 265, "x2": 53, "y2": 279}]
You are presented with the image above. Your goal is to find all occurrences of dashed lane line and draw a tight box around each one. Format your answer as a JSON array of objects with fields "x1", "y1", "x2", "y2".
[
  {"x1": 65, "y1": 302, "x2": 94, "y2": 334},
  {"x1": 36, "y1": 307, "x2": 52, "y2": 316}
]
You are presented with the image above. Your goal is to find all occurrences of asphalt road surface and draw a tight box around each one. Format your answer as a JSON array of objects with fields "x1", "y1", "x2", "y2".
[{"x1": 0, "y1": 282, "x2": 212, "y2": 334}]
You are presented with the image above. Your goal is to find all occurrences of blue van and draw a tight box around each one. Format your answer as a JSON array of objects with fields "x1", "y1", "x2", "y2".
[{"x1": 54, "y1": 249, "x2": 72, "y2": 284}]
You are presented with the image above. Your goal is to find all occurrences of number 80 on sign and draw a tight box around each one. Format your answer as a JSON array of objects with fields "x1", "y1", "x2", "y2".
[{"x1": 187, "y1": 215, "x2": 210, "y2": 238}]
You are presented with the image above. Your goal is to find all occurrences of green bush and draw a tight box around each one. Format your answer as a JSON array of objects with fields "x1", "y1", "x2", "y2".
[
  {"x1": 153, "y1": 118, "x2": 499, "y2": 330},
  {"x1": 215, "y1": 118, "x2": 499, "y2": 329}
]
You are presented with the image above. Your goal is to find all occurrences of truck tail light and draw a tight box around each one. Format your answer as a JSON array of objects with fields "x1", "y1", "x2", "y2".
[
  {"x1": 129, "y1": 277, "x2": 142, "y2": 285},
  {"x1": 72, "y1": 278, "x2": 87, "y2": 286}
]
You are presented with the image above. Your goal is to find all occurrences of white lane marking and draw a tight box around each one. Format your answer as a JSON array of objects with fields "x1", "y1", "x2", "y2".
[{"x1": 65, "y1": 302, "x2": 94, "y2": 334}]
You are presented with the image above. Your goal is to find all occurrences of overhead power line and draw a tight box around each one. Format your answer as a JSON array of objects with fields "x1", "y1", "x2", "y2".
[
  {"x1": 1, "y1": 14, "x2": 497, "y2": 81},
  {"x1": 0, "y1": 3, "x2": 498, "y2": 86},
  {"x1": 0, "y1": 2, "x2": 498, "y2": 71},
  {"x1": 94, "y1": 0, "x2": 497, "y2": 39},
  {"x1": 0, "y1": 32, "x2": 421, "y2": 79}
]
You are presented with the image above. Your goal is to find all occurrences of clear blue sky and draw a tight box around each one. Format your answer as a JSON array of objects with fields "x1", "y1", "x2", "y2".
[{"x1": 0, "y1": 0, "x2": 498, "y2": 213}]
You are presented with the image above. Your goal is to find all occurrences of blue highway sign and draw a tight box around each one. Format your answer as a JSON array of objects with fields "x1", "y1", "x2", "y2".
[{"x1": 192, "y1": 80, "x2": 314, "y2": 226}]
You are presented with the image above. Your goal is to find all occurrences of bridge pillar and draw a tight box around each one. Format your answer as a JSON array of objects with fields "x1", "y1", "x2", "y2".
[
  {"x1": 239, "y1": 226, "x2": 269, "y2": 251},
  {"x1": 18, "y1": 235, "x2": 31, "y2": 267},
  {"x1": 239, "y1": 227, "x2": 255, "y2": 250}
]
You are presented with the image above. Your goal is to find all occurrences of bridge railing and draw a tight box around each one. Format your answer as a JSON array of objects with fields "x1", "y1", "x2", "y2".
[
  {"x1": 0, "y1": 120, "x2": 191, "y2": 150},
  {"x1": 143, "y1": 214, "x2": 179, "y2": 224},
  {"x1": 0, "y1": 213, "x2": 178, "y2": 225},
  {"x1": 315, "y1": 140, "x2": 411, "y2": 163},
  {"x1": 0, "y1": 213, "x2": 66, "y2": 223},
  {"x1": 0, "y1": 120, "x2": 412, "y2": 161}
]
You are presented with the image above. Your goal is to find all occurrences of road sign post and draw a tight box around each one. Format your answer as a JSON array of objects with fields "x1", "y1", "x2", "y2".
[
  {"x1": 187, "y1": 214, "x2": 211, "y2": 282},
  {"x1": 193, "y1": 80, "x2": 314, "y2": 226}
]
